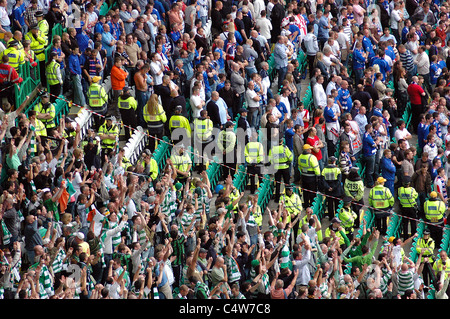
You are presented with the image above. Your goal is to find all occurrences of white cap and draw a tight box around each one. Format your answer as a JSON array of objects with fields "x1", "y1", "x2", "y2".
[{"x1": 75, "y1": 232, "x2": 85, "y2": 240}]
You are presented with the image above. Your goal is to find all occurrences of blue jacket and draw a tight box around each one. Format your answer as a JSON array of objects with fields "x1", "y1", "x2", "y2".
[
  {"x1": 380, "y1": 157, "x2": 396, "y2": 181},
  {"x1": 68, "y1": 53, "x2": 82, "y2": 75},
  {"x1": 362, "y1": 132, "x2": 377, "y2": 157},
  {"x1": 353, "y1": 48, "x2": 366, "y2": 70}
]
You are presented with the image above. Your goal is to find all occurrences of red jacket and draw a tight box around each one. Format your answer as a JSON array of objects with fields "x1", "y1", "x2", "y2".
[
  {"x1": 0, "y1": 63, "x2": 23, "y2": 84},
  {"x1": 407, "y1": 83, "x2": 424, "y2": 105},
  {"x1": 110, "y1": 65, "x2": 128, "y2": 91}
]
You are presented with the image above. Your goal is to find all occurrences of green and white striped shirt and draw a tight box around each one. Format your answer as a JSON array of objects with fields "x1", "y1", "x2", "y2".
[
  {"x1": 51, "y1": 248, "x2": 67, "y2": 274},
  {"x1": 224, "y1": 255, "x2": 241, "y2": 283}
]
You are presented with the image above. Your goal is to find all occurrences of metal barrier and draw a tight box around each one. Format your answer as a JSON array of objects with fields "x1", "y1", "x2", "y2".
[{"x1": 123, "y1": 126, "x2": 148, "y2": 164}]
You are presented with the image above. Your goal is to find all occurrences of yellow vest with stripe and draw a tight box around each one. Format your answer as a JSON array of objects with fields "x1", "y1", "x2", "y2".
[
  {"x1": 193, "y1": 117, "x2": 213, "y2": 142},
  {"x1": 118, "y1": 96, "x2": 137, "y2": 110},
  {"x1": 217, "y1": 130, "x2": 236, "y2": 153},
  {"x1": 33, "y1": 119, "x2": 47, "y2": 137},
  {"x1": 416, "y1": 237, "x2": 435, "y2": 262},
  {"x1": 7, "y1": 38, "x2": 24, "y2": 54},
  {"x1": 282, "y1": 192, "x2": 302, "y2": 222},
  {"x1": 87, "y1": 83, "x2": 108, "y2": 109},
  {"x1": 269, "y1": 144, "x2": 293, "y2": 170},
  {"x1": 244, "y1": 141, "x2": 264, "y2": 164},
  {"x1": 25, "y1": 31, "x2": 46, "y2": 61},
  {"x1": 98, "y1": 123, "x2": 119, "y2": 149},
  {"x1": 321, "y1": 166, "x2": 341, "y2": 182},
  {"x1": 122, "y1": 156, "x2": 132, "y2": 171},
  {"x1": 424, "y1": 199, "x2": 446, "y2": 223},
  {"x1": 170, "y1": 153, "x2": 191, "y2": 176},
  {"x1": 143, "y1": 103, "x2": 167, "y2": 129},
  {"x1": 298, "y1": 152, "x2": 321, "y2": 176},
  {"x1": 137, "y1": 157, "x2": 159, "y2": 180},
  {"x1": 338, "y1": 206, "x2": 357, "y2": 233},
  {"x1": 252, "y1": 205, "x2": 263, "y2": 226},
  {"x1": 169, "y1": 114, "x2": 191, "y2": 137},
  {"x1": 1, "y1": 47, "x2": 24, "y2": 70},
  {"x1": 398, "y1": 186, "x2": 418, "y2": 208},
  {"x1": 46, "y1": 60, "x2": 60, "y2": 85},
  {"x1": 228, "y1": 187, "x2": 240, "y2": 212},
  {"x1": 37, "y1": 19, "x2": 49, "y2": 44},
  {"x1": 324, "y1": 227, "x2": 345, "y2": 246},
  {"x1": 433, "y1": 258, "x2": 450, "y2": 279},
  {"x1": 34, "y1": 102, "x2": 56, "y2": 128},
  {"x1": 368, "y1": 185, "x2": 394, "y2": 210}
]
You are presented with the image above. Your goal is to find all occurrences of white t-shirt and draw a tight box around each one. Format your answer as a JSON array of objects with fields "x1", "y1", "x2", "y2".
[
  {"x1": 246, "y1": 89, "x2": 259, "y2": 109},
  {"x1": 150, "y1": 61, "x2": 164, "y2": 85},
  {"x1": 190, "y1": 94, "x2": 204, "y2": 119},
  {"x1": 394, "y1": 128, "x2": 411, "y2": 148}
]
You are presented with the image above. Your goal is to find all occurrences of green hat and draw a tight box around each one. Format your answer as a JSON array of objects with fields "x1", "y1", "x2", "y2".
[
  {"x1": 175, "y1": 182, "x2": 183, "y2": 190},
  {"x1": 251, "y1": 259, "x2": 260, "y2": 267}
]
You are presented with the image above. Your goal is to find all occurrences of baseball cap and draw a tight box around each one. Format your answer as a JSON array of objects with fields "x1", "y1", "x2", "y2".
[
  {"x1": 377, "y1": 177, "x2": 387, "y2": 183},
  {"x1": 92, "y1": 76, "x2": 102, "y2": 83},
  {"x1": 303, "y1": 144, "x2": 312, "y2": 150},
  {"x1": 423, "y1": 228, "x2": 431, "y2": 235},
  {"x1": 75, "y1": 232, "x2": 84, "y2": 240},
  {"x1": 430, "y1": 191, "x2": 437, "y2": 198},
  {"x1": 331, "y1": 217, "x2": 341, "y2": 224}
]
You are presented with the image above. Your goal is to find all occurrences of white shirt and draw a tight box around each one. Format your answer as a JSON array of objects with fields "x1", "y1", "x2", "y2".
[
  {"x1": 190, "y1": 94, "x2": 204, "y2": 119},
  {"x1": 0, "y1": 6, "x2": 9, "y2": 26},
  {"x1": 255, "y1": 17, "x2": 272, "y2": 40},
  {"x1": 246, "y1": 88, "x2": 260, "y2": 109},
  {"x1": 394, "y1": 128, "x2": 411, "y2": 148},
  {"x1": 390, "y1": 9, "x2": 401, "y2": 29},
  {"x1": 150, "y1": 61, "x2": 164, "y2": 85},
  {"x1": 280, "y1": 94, "x2": 291, "y2": 118},
  {"x1": 313, "y1": 82, "x2": 327, "y2": 108}
]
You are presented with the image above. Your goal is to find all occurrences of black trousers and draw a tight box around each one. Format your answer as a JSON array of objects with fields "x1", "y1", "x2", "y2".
[
  {"x1": 119, "y1": 108, "x2": 138, "y2": 140},
  {"x1": 147, "y1": 127, "x2": 164, "y2": 153},
  {"x1": 301, "y1": 175, "x2": 318, "y2": 209},
  {"x1": 325, "y1": 195, "x2": 341, "y2": 219},
  {"x1": 400, "y1": 206, "x2": 418, "y2": 238},
  {"x1": 49, "y1": 83, "x2": 61, "y2": 103},
  {"x1": 221, "y1": 151, "x2": 237, "y2": 180},
  {"x1": 247, "y1": 164, "x2": 263, "y2": 194},
  {"x1": 274, "y1": 167, "x2": 290, "y2": 201}
]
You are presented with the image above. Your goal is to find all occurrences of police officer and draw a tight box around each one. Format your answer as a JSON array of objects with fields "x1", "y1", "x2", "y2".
[
  {"x1": 35, "y1": 11, "x2": 49, "y2": 44},
  {"x1": 87, "y1": 75, "x2": 108, "y2": 131},
  {"x1": 321, "y1": 156, "x2": 344, "y2": 220},
  {"x1": 193, "y1": 109, "x2": 214, "y2": 173},
  {"x1": 415, "y1": 228, "x2": 436, "y2": 287},
  {"x1": 170, "y1": 144, "x2": 192, "y2": 185},
  {"x1": 338, "y1": 196, "x2": 358, "y2": 241},
  {"x1": 98, "y1": 115, "x2": 119, "y2": 163},
  {"x1": 424, "y1": 191, "x2": 446, "y2": 247},
  {"x1": 343, "y1": 167, "x2": 365, "y2": 229},
  {"x1": 46, "y1": 51, "x2": 62, "y2": 102},
  {"x1": 169, "y1": 105, "x2": 191, "y2": 145},
  {"x1": 25, "y1": 23, "x2": 47, "y2": 85},
  {"x1": 281, "y1": 185, "x2": 302, "y2": 240},
  {"x1": 34, "y1": 91, "x2": 56, "y2": 133},
  {"x1": 270, "y1": 137, "x2": 293, "y2": 203},
  {"x1": 0, "y1": 39, "x2": 24, "y2": 71},
  {"x1": 298, "y1": 144, "x2": 321, "y2": 209},
  {"x1": 245, "y1": 131, "x2": 265, "y2": 194},
  {"x1": 143, "y1": 93, "x2": 167, "y2": 153},
  {"x1": 398, "y1": 175, "x2": 419, "y2": 239},
  {"x1": 137, "y1": 149, "x2": 159, "y2": 181},
  {"x1": 217, "y1": 121, "x2": 237, "y2": 180},
  {"x1": 117, "y1": 86, "x2": 138, "y2": 140},
  {"x1": 368, "y1": 176, "x2": 394, "y2": 235}
]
